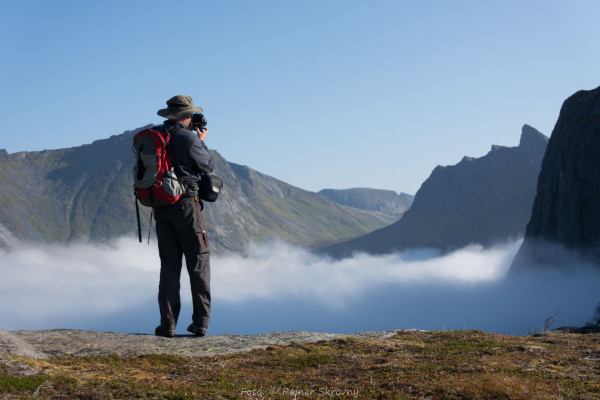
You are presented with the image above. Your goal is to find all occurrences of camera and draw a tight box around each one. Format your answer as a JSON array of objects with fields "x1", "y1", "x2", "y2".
[{"x1": 191, "y1": 112, "x2": 207, "y2": 132}]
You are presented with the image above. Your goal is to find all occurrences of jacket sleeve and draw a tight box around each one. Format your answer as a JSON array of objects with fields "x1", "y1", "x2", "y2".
[{"x1": 190, "y1": 137, "x2": 214, "y2": 173}]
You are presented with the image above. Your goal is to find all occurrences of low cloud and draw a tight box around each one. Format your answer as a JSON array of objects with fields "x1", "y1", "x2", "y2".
[
  {"x1": 0, "y1": 238, "x2": 598, "y2": 335},
  {"x1": 212, "y1": 241, "x2": 518, "y2": 306},
  {"x1": 0, "y1": 238, "x2": 159, "y2": 319}
]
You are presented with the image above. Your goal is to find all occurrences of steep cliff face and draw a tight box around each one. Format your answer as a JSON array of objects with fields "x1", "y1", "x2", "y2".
[
  {"x1": 510, "y1": 86, "x2": 600, "y2": 274},
  {"x1": 320, "y1": 125, "x2": 548, "y2": 258}
]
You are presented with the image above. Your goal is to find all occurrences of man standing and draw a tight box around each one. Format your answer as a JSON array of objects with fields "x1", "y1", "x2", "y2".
[{"x1": 153, "y1": 95, "x2": 214, "y2": 338}]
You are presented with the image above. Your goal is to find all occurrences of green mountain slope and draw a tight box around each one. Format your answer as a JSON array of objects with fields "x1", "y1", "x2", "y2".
[{"x1": 0, "y1": 126, "x2": 395, "y2": 254}]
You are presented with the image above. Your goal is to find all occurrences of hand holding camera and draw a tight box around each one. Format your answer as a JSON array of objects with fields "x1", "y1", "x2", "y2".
[
  {"x1": 190, "y1": 112, "x2": 208, "y2": 140},
  {"x1": 197, "y1": 128, "x2": 209, "y2": 141}
]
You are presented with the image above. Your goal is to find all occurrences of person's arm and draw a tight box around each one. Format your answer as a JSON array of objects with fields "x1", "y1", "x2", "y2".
[{"x1": 190, "y1": 128, "x2": 214, "y2": 173}]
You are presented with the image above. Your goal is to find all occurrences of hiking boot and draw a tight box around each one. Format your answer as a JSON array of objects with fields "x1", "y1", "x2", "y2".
[
  {"x1": 187, "y1": 323, "x2": 207, "y2": 337},
  {"x1": 155, "y1": 325, "x2": 175, "y2": 338}
]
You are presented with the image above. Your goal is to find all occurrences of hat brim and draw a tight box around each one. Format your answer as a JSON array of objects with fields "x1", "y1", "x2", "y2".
[{"x1": 157, "y1": 106, "x2": 204, "y2": 120}]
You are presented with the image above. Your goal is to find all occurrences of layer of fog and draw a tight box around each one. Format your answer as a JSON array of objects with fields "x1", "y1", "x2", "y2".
[{"x1": 1, "y1": 238, "x2": 598, "y2": 336}]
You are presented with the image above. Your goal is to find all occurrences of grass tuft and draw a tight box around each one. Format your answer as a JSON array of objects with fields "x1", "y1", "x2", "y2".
[{"x1": 0, "y1": 375, "x2": 48, "y2": 391}]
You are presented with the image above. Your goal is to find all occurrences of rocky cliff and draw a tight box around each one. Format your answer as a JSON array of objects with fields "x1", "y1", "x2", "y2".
[
  {"x1": 320, "y1": 125, "x2": 548, "y2": 257},
  {"x1": 510, "y1": 86, "x2": 600, "y2": 274}
]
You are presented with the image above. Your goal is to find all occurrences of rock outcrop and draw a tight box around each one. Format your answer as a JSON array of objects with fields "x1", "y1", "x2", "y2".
[
  {"x1": 320, "y1": 125, "x2": 548, "y2": 258},
  {"x1": 0, "y1": 329, "x2": 401, "y2": 359},
  {"x1": 510, "y1": 86, "x2": 600, "y2": 274}
]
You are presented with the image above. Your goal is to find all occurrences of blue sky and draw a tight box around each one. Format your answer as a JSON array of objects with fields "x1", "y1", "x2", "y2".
[{"x1": 1, "y1": 1, "x2": 599, "y2": 194}]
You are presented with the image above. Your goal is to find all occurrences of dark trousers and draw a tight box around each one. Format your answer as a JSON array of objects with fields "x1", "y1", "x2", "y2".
[{"x1": 154, "y1": 196, "x2": 210, "y2": 330}]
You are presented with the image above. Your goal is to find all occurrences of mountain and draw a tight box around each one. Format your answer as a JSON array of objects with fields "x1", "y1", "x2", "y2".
[
  {"x1": 510, "y1": 86, "x2": 600, "y2": 274},
  {"x1": 0, "y1": 126, "x2": 399, "y2": 254},
  {"x1": 319, "y1": 125, "x2": 549, "y2": 258},
  {"x1": 0, "y1": 130, "x2": 135, "y2": 244},
  {"x1": 318, "y1": 188, "x2": 413, "y2": 224}
]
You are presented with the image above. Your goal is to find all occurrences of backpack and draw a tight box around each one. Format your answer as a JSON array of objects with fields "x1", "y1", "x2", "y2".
[{"x1": 132, "y1": 128, "x2": 185, "y2": 208}]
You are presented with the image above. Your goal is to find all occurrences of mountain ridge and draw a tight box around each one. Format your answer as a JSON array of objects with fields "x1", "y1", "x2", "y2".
[
  {"x1": 318, "y1": 188, "x2": 413, "y2": 220},
  {"x1": 320, "y1": 124, "x2": 548, "y2": 257},
  {"x1": 0, "y1": 126, "x2": 402, "y2": 254}
]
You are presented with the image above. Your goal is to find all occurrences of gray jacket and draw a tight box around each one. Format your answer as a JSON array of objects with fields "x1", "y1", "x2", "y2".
[{"x1": 159, "y1": 121, "x2": 214, "y2": 195}]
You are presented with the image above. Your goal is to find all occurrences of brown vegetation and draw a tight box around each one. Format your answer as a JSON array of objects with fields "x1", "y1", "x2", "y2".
[{"x1": 2, "y1": 329, "x2": 599, "y2": 399}]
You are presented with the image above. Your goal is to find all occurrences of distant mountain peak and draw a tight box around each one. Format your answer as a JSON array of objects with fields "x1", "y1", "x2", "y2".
[
  {"x1": 520, "y1": 124, "x2": 548, "y2": 148},
  {"x1": 318, "y1": 188, "x2": 413, "y2": 218},
  {"x1": 320, "y1": 125, "x2": 549, "y2": 258}
]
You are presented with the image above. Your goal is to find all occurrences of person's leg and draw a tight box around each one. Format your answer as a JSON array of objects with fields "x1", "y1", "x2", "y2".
[
  {"x1": 155, "y1": 217, "x2": 184, "y2": 334},
  {"x1": 175, "y1": 198, "x2": 211, "y2": 334},
  {"x1": 186, "y1": 248, "x2": 210, "y2": 332}
]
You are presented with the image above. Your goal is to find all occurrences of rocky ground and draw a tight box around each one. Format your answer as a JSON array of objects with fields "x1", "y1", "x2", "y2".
[{"x1": 0, "y1": 328, "x2": 401, "y2": 360}]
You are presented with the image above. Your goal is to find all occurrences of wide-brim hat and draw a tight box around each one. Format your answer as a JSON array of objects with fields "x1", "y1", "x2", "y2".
[{"x1": 157, "y1": 95, "x2": 203, "y2": 119}]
